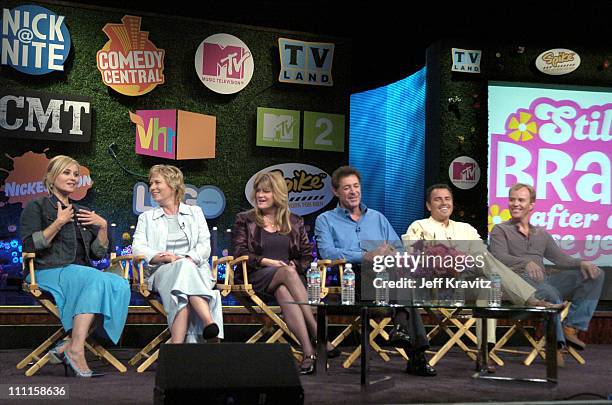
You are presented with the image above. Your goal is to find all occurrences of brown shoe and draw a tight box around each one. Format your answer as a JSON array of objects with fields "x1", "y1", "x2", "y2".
[
  {"x1": 556, "y1": 349, "x2": 565, "y2": 368},
  {"x1": 563, "y1": 326, "x2": 586, "y2": 350}
]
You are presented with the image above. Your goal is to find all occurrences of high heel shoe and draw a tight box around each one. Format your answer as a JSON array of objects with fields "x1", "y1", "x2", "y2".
[
  {"x1": 63, "y1": 352, "x2": 104, "y2": 378},
  {"x1": 202, "y1": 323, "x2": 220, "y2": 340},
  {"x1": 299, "y1": 354, "x2": 316, "y2": 375},
  {"x1": 48, "y1": 339, "x2": 70, "y2": 365},
  {"x1": 326, "y1": 346, "x2": 341, "y2": 359}
]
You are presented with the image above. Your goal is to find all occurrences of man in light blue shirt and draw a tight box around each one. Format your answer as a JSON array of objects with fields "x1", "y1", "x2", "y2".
[{"x1": 315, "y1": 166, "x2": 435, "y2": 376}]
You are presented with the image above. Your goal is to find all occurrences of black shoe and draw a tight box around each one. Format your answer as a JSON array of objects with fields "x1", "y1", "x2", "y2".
[
  {"x1": 299, "y1": 355, "x2": 316, "y2": 375},
  {"x1": 388, "y1": 323, "x2": 413, "y2": 350},
  {"x1": 327, "y1": 347, "x2": 341, "y2": 359},
  {"x1": 202, "y1": 323, "x2": 220, "y2": 340},
  {"x1": 406, "y1": 351, "x2": 436, "y2": 377}
]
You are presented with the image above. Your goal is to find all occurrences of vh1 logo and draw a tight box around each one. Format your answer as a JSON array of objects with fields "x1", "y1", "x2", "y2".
[{"x1": 129, "y1": 109, "x2": 215, "y2": 160}]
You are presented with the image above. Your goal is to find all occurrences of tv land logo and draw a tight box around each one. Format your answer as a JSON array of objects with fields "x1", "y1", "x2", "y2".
[
  {"x1": 194, "y1": 33, "x2": 254, "y2": 94},
  {"x1": 278, "y1": 38, "x2": 334, "y2": 86},
  {"x1": 451, "y1": 48, "x2": 481, "y2": 73},
  {"x1": 96, "y1": 15, "x2": 165, "y2": 96},
  {"x1": 1, "y1": 150, "x2": 92, "y2": 207},
  {"x1": 0, "y1": 5, "x2": 71, "y2": 75},
  {"x1": 130, "y1": 109, "x2": 216, "y2": 160},
  {"x1": 449, "y1": 156, "x2": 480, "y2": 190}
]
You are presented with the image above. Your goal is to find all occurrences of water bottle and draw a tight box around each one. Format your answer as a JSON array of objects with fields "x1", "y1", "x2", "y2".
[
  {"x1": 341, "y1": 263, "x2": 355, "y2": 305},
  {"x1": 307, "y1": 262, "x2": 321, "y2": 304},
  {"x1": 453, "y1": 284, "x2": 465, "y2": 307},
  {"x1": 488, "y1": 273, "x2": 502, "y2": 307},
  {"x1": 375, "y1": 268, "x2": 390, "y2": 305}
]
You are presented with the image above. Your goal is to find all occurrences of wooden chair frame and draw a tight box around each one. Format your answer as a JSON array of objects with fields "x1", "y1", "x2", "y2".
[
  {"x1": 129, "y1": 255, "x2": 231, "y2": 372},
  {"x1": 17, "y1": 252, "x2": 130, "y2": 376},
  {"x1": 318, "y1": 259, "x2": 407, "y2": 368},
  {"x1": 222, "y1": 256, "x2": 300, "y2": 351},
  {"x1": 491, "y1": 303, "x2": 585, "y2": 366}
]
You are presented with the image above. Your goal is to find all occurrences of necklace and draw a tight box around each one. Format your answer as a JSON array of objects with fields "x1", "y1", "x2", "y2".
[{"x1": 263, "y1": 215, "x2": 277, "y2": 231}]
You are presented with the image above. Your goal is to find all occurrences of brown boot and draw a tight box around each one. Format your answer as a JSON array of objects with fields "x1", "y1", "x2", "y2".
[
  {"x1": 556, "y1": 349, "x2": 565, "y2": 368},
  {"x1": 563, "y1": 326, "x2": 586, "y2": 350}
]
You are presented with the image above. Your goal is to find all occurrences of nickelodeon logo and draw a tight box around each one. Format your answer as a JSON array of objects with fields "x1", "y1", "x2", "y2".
[{"x1": 129, "y1": 110, "x2": 216, "y2": 160}]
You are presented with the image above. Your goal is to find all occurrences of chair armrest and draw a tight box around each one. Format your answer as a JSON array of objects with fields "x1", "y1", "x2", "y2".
[
  {"x1": 230, "y1": 256, "x2": 250, "y2": 285},
  {"x1": 212, "y1": 256, "x2": 234, "y2": 281},
  {"x1": 109, "y1": 254, "x2": 139, "y2": 280},
  {"x1": 22, "y1": 252, "x2": 37, "y2": 288}
]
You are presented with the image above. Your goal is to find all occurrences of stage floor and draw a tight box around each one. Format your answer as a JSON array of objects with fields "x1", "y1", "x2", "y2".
[{"x1": 1, "y1": 345, "x2": 611, "y2": 404}]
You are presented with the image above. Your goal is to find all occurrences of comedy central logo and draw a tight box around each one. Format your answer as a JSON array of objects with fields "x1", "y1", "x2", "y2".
[
  {"x1": 0, "y1": 4, "x2": 71, "y2": 75},
  {"x1": 194, "y1": 33, "x2": 254, "y2": 94},
  {"x1": 96, "y1": 15, "x2": 165, "y2": 96}
]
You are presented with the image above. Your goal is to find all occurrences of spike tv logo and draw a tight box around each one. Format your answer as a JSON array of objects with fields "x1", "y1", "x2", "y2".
[
  {"x1": 96, "y1": 15, "x2": 165, "y2": 96},
  {"x1": 194, "y1": 33, "x2": 254, "y2": 94}
]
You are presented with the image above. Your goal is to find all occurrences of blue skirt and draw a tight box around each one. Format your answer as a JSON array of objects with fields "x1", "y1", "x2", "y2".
[{"x1": 26, "y1": 264, "x2": 130, "y2": 344}]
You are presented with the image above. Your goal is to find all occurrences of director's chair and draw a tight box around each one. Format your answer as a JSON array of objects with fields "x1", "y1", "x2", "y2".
[{"x1": 17, "y1": 252, "x2": 131, "y2": 376}]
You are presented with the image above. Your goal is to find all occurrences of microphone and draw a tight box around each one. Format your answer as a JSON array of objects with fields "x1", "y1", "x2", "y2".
[
  {"x1": 356, "y1": 227, "x2": 360, "y2": 233},
  {"x1": 180, "y1": 223, "x2": 185, "y2": 230}
]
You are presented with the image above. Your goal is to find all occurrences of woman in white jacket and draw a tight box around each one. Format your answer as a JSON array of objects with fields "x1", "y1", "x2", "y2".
[{"x1": 133, "y1": 165, "x2": 223, "y2": 343}]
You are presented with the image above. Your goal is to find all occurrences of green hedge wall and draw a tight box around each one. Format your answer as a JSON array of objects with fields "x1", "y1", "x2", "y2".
[
  {"x1": 428, "y1": 39, "x2": 611, "y2": 235},
  {"x1": 0, "y1": 1, "x2": 350, "y2": 238}
]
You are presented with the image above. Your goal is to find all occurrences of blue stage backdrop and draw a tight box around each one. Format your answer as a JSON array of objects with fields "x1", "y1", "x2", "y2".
[{"x1": 349, "y1": 67, "x2": 426, "y2": 235}]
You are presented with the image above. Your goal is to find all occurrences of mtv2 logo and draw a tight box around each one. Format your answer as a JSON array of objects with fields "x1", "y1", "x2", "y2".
[
  {"x1": 257, "y1": 108, "x2": 300, "y2": 149},
  {"x1": 278, "y1": 38, "x2": 334, "y2": 86},
  {"x1": 256, "y1": 108, "x2": 344, "y2": 152}
]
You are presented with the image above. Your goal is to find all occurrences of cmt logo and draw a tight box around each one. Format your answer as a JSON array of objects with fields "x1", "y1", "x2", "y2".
[
  {"x1": 130, "y1": 109, "x2": 216, "y2": 160},
  {"x1": 263, "y1": 114, "x2": 295, "y2": 143},
  {"x1": 195, "y1": 33, "x2": 254, "y2": 95},
  {"x1": 448, "y1": 156, "x2": 480, "y2": 190}
]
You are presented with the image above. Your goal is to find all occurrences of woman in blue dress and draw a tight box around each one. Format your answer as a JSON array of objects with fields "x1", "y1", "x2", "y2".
[{"x1": 20, "y1": 155, "x2": 131, "y2": 377}]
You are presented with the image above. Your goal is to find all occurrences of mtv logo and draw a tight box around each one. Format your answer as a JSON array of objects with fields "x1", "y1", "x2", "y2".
[
  {"x1": 130, "y1": 109, "x2": 216, "y2": 160},
  {"x1": 263, "y1": 114, "x2": 295, "y2": 142},
  {"x1": 452, "y1": 162, "x2": 476, "y2": 180},
  {"x1": 202, "y1": 42, "x2": 251, "y2": 79}
]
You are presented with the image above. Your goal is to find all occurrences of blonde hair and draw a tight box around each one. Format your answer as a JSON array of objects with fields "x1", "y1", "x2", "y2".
[
  {"x1": 149, "y1": 165, "x2": 185, "y2": 203},
  {"x1": 44, "y1": 155, "x2": 79, "y2": 195},
  {"x1": 509, "y1": 183, "x2": 536, "y2": 203},
  {"x1": 251, "y1": 171, "x2": 292, "y2": 234}
]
